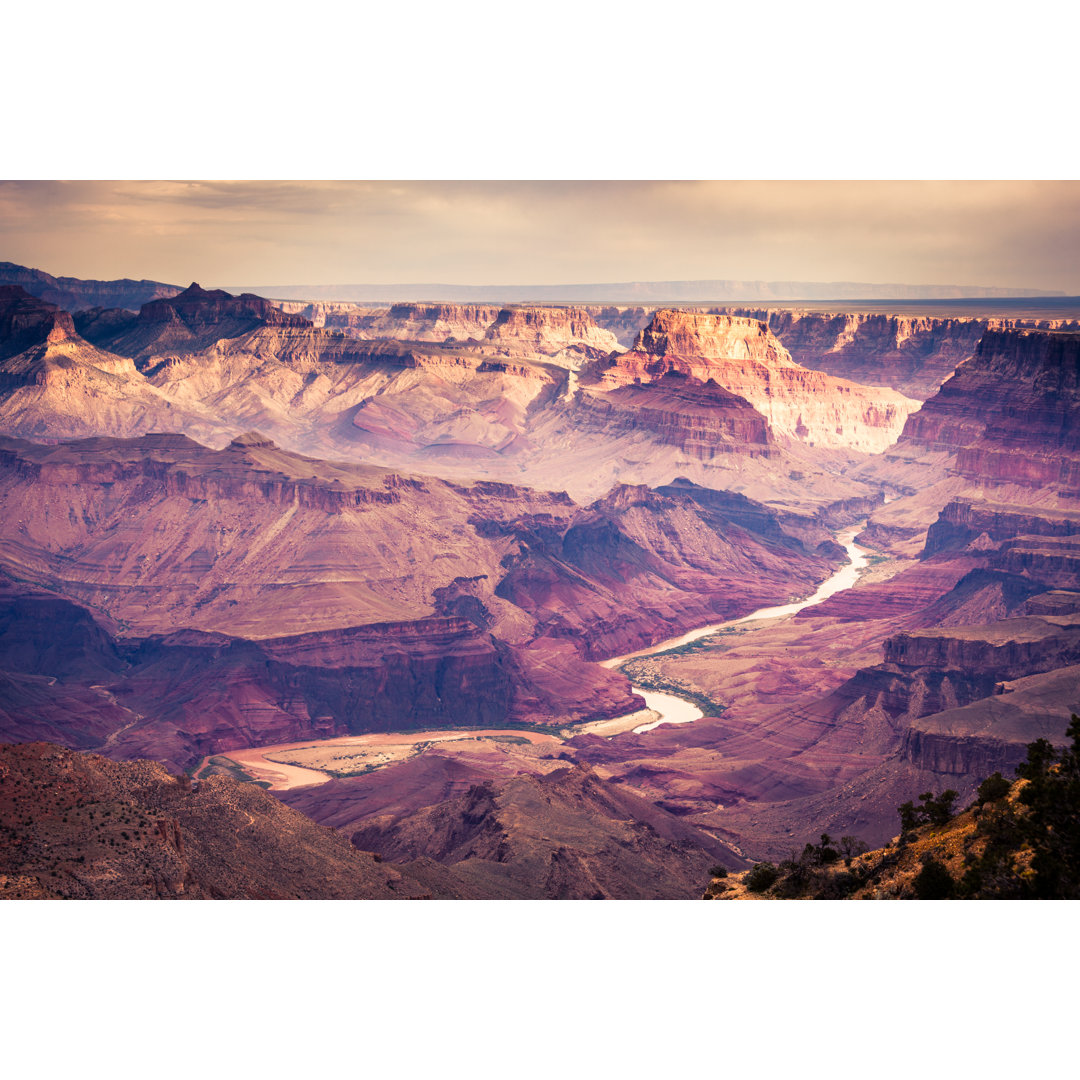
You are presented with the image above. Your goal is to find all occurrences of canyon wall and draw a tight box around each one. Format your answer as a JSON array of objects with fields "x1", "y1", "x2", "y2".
[
  {"x1": 595, "y1": 310, "x2": 919, "y2": 453},
  {"x1": 572, "y1": 374, "x2": 773, "y2": 459},
  {"x1": 0, "y1": 432, "x2": 841, "y2": 767},
  {"x1": 898, "y1": 329, "x2": 1080, "y2": 492},
  {"x1": 717, "y1": 308, "x2": 989, "y2": 399}
]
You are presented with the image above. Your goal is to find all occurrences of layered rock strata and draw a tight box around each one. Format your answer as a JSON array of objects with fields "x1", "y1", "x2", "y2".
[
  {"x1": 572, "y1": 373, "x2": 773, "y2": 458},
  {"x1": 0, "y1": 433, "x2": 839, "y2": 766},
  {"x1": 594, "y1": 310, "x2": 919, "y2": 453},
  {"x1": 898, "y1": 329, "x2": 1080, "y2": 492},
  {"x1": 76, "y1": 283, "x2": 312, "y2": 358}
]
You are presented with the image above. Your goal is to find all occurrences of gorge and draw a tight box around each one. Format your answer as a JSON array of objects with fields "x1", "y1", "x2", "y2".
[{"x1": 3, "y1": 259, "x2": 1080, "y2": 899}]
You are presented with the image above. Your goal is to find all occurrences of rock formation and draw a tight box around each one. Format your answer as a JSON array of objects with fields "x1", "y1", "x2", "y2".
[
  {"x1": 0, "y1": 286, "x2": 77, "y2": 360},
  {"x1": 0, "y1": 741, "x2": 450, "y2": 898},
  {"x1": 572, "y1": 373, "x2": 774, "y2": 458},
  {"x1": 77, "y1": 283, "x2": 312, "y2": 358},
  {"x1": 480, "y1": 305, "x2": 619, "y2": 361},
  {"x1": 584, "y1": 305, "x2": 655, "y2": 346},
  {"x1": 0, "y1": 287, "x2": 229, "y2": 444},
  {"x1": 717, "y1": 308, "x2": 989, "y2": 399},
  {"x1": 287, "y1": 761, "x2": 746, "y2": 899},
  {"x1": 593, "y1": 310, "x2": 919, "y2": 453},
  {"x1": 897, "y1": 329, "x2": 1080, "y2": 493},
  {"x1": 367, "y1": 303, "x2": 502, "y2": 342},
  {"x1": 718, "y1": 306, "x2": 1080, "y2": 400},
  {"x1": 0, "y1": 432, "x2": 839, "y2": 769}
]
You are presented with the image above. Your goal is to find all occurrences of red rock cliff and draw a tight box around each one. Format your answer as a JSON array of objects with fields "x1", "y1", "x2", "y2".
[
  {"x1": 899, "y1": 329, "x2": 1080, "y2": 492},
  {"x1": 596, "y1": 310, "x2": 919, "y2": 453}
]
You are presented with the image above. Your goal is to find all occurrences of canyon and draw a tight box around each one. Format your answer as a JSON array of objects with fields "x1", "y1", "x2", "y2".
[{"x1": 4, "y1": 264, "x2": 1080, "y2": 898}]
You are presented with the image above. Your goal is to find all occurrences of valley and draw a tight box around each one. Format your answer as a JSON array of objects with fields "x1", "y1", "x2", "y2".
[{"x1": 4, "y1": 257, "x2": 1080, "y2": 899}]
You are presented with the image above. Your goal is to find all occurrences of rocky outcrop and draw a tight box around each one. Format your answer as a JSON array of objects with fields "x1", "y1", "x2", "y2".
[
  {"x1": 717, "y1": 308, "x2": 991, "y2": 399},
  {"x1": 884, "y1": 615, "x2": 1080, "y2": 678},
  {"x1": 898, "y1": 329, "x2": 1080, "y2": 492},
  {"x1": 78, "y1": 283, "x2": 312, "y2": 358},
  {"x1": 820, "y1": 614, "x2": 1080, "y2": 734},
  {"x1": 0, "y1": 286, "x2": 77, "y2": 361},
  {"x1": 923, "y1": 499, "x2": 1080, "y2": 557},
  {"x1": 0, "y1": 741, "x2": 447, "y2": 898},
  {"x1": 573, "y1": 373, "x2": 773, "y2": 458},
  {"x1": 900, "y1": 665, "x2": 1079, "y2": 776},
  {"x1": 595, "y1": 310, "x2": 919, "y2": 453},
  {"x1": 481, "y1": 305, "x2": 620, "y2": 360},
  {"x1": 0, "y1": 262, "x2": 181, "y2": 313}
]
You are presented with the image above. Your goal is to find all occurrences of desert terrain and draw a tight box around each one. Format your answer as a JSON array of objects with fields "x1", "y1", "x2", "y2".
[{"x1": 4, "y1": 259, "x2": 1080, "y2": 898}]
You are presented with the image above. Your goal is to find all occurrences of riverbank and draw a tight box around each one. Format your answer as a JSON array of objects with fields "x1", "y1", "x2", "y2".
[
  {"x1": 604, "y1": 523, "x2": 870, "y2": 734},
  {"x1": 207, "y1": 524, "x2": 872, "y2": 787}
]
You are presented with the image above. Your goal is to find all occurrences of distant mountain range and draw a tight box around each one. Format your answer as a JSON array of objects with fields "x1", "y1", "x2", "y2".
[
  {"x1": 0, "y1": 261, "x2": 181, "y2": 311},
  {"x1": 218, "y1": 278, "x2": 1063, "y2": 304},
  {"x1": 1, "y1": 261, "x2": 1063, "y2": 310}
]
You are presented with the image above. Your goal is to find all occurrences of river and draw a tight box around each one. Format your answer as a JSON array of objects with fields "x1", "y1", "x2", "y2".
[
  {"x1": 215, "y1": 523, "x2": 870, "y2": 787},
  {"x1": 600, "y1": 522, "x2": 869, "y2": 734}
]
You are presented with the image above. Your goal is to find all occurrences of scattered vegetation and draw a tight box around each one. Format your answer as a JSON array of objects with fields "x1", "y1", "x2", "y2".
[
  {"x1": 706, "y1": 714, "x2": 1080, "y2": 900},
  {"x1": 618, "y1": 662, "x2": 728, "y2": 715},
  {"x1": 953, "y1": 717, "x2": 1080, "y2": 899},
  {"x1": 203, "y1": 756, "x2": 271, "y2": 788},
  {"x1": 898, "y1": 789, "x2": 959, "y2": 836},
  {"x1": 744, "y1": 861, "x2": 780, "y2": 893}
]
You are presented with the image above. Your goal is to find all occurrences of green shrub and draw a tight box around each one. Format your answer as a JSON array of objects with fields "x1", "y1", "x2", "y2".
[
  {"x1": 745, "y1": 862, "x2": 780, "y2": 893},
  {"x1": 913, "y1": 857, "x2": 955, "y2": 900},
  {"x1": 976, "y1": 772, "x2": 1012, "y2": 806}
]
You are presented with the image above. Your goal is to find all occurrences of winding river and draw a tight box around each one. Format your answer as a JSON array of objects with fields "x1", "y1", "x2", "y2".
[
  {"x1": 600, "y1": 522, "x2": 869, "y2": 734},
  {"x1": 217, "y1": 523, "x2": 870, "y2": 788}
]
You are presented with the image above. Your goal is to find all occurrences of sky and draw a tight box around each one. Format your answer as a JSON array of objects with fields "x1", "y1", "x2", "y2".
[{"x1": 1, "y1": 180, "x2": 1078, "y2": 293}]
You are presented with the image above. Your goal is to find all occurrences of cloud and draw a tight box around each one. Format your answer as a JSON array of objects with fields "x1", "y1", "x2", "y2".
[{"x1": 1, "y1": 180, "x2": 1077, "y2": 291}]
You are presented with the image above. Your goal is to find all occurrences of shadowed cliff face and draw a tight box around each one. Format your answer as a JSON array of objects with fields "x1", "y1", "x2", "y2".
[
  {"x1": 898, "y1": 329, "x2": 1080, "y2": 492},
  {"x1": 594, "y1": 310, "x2": 920, "y2": 453},
  {"x1": 77, "y1": 282, "x2": 313, "y2": 358},
  {"x1": 0, "y1": 262, "x2": 181, "y2": 313},
  {"x1": 0, "y1": 432, "x2": 839, "y2": 769},
  {"x1": 0, "y1": 286, "x2": 77, "y2": 361}
]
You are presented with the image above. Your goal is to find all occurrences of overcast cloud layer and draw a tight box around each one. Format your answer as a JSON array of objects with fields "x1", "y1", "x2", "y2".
[{"x1": 1, "y1": 180, "x2": 1077, "y2": 293}]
